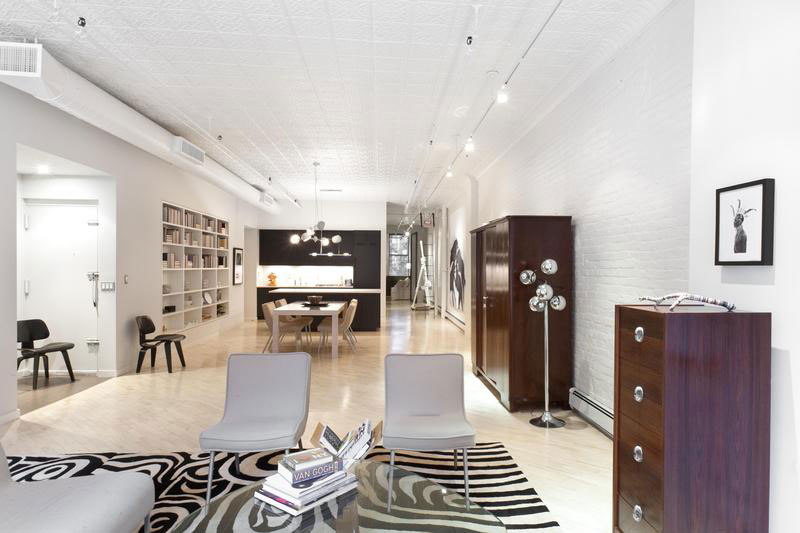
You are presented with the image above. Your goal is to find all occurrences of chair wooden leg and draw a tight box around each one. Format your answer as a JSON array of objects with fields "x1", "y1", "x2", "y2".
[
  {"x1": 175, "y1": 341, "x2": 186, "y2": 367},
  {"x1": 16, "y1": 357, "x2": 23, "y2": 370},
  {"x1": 164, "y1": 342, "x2": 173, "y2": 373},
  {"x1": 32, "y1": 355, "x2": 40, "y2": 390},
  {"x1": 150, "y1": 347, "x2": 156, "y2": 367},
  {"x1": 462, "y1": 448, "x2": 470, "y2": 502},
  {"x1": 136, "y1": 349, "x2": 146, "y2": 373},
  {"x1": 205, "y1": 451, "x2": 216, "y2": 504},
  {"x1": 61, "y1": 351, "x2": 75, "y2": 382},
  {"x1": 43, "y1": 355, "x2": 49, "y2": 380}
]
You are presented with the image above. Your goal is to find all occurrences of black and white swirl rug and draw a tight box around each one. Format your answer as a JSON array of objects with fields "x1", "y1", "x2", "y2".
[{"x1": 7, "y1": 442, "x2": 559, "y2": 532}]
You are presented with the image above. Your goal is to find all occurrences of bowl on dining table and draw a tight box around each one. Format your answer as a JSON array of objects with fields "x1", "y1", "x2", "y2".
[{"x1": 307, "y1": 295, "x2": 323, "y2": 305}]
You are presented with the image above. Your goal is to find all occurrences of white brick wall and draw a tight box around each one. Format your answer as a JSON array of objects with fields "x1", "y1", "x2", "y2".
[{"x1": 474, "y1": 0, "x2": 693, "y2": 409}]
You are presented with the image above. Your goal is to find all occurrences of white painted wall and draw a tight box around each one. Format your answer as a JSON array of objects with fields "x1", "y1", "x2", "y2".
[
  {"x1": 17, "y1": 174, "x2": 117, "y2": 375},
  {"x1": 243, "y1": 228, "x2": 259, "y2": 320},
  {"x1": 258, "y1": 201, "x2": 388, "y2": 327},
  {"x1": 689, "y1": 1, "x2": 800, "y2": 528},
  {"x1": 0, "y1": 83, "x2": 266, "y2": 423},
  {"x1": 467, "y1": 0, "x2": 693, "y2": 409}
]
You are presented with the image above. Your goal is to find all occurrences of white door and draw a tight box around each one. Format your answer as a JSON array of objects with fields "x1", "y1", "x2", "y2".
[{"x1": 21, "y1": 201, "x2": 99, "y2": 373}]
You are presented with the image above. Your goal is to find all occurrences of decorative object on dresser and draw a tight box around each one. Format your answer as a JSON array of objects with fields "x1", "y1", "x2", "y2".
[
  {"x1": 638, "y1": 292, "x2": 735, "y2": 312},
  {"x1": 715, "y1": 178, "x2": 774, "y2": 265},
  {"x1": 613, "y1": 305, "x2": 770, "y2": 533},
  {"x1": 520, "y1": 259, "x2": 568, "y2": 428},
  {"x1": 470, "y1": 216, "x2": 573, "y2": 412}
]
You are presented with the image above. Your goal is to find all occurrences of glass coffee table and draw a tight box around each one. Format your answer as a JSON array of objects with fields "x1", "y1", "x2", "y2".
[{"x1": 173, "y1": 460, "x2": 505, "y2": 532}]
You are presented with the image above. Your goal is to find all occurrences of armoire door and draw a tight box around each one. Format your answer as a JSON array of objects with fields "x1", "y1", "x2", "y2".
[
  {"x1": 481, "y1": 226, "x2": 493, "y2": 380},
  {"x1": 491, "y1": 220, "x2": 510, "y2": 397}
]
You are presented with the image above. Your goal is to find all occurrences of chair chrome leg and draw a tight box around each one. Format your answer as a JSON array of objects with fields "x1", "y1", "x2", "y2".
[
  {"x1": 143, "y1": 512, "x2": 151, "y2": 533},
  {"x1": 462, "y1": 448, "x2": 470, "y2": 504},
  {"x1": 234, "y1": 453, "x2": 240, "y2": 475},
  {"x1": 285, "y1": 449, "x2": 290, "y2": 456},
  {"x1": 389, "y1": 450, "x2": 395, "y2": 467},
  {"x1": 205, "y1": 451, "x2": 216, "y2": 504}
]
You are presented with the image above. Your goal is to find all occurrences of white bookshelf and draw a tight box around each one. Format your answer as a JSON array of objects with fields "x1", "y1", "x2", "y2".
[{"x1": 162, "y1": 202, "x2": 230, "y2": 333}]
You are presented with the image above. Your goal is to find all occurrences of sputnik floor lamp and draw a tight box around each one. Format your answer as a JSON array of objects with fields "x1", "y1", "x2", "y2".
[{"x1": 520, "y1": 259, "x2": 567, "y2": 428}]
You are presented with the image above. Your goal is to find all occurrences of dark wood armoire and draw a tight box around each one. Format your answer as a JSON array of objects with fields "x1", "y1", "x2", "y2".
[
  {"x1": 613, "y1": 305, "x2": 771, "y2": 533},
  {"x1": 470, "y1": 216, "x2": 573, "y2": 411}
]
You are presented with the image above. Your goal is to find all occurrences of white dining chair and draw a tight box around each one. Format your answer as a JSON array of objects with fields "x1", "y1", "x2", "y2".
[
  {"x1": 317, "y1": 299, "x2": 358, "y2": 353},
  {"x1": 382, "y1": 353, "x2": 476, "y2": 501},
  {"x1": 261, "y1": 302, "x2": 312, "y2": 352},
  {"x1": 199, "y1": 352, "x2": 311, "y2": 504}
]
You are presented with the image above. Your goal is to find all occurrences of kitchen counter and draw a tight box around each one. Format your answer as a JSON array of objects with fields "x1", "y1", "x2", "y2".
[{"x1": 269, "y1": 288, "x2": 382, "y2": 294}]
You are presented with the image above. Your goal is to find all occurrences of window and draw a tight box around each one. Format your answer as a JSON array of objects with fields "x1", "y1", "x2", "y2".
[{"x1": 389, "y1": 234, "x2": 410, "y2": 276}]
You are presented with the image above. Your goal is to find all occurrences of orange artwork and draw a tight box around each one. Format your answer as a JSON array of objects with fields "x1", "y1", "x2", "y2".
[{"x1": 267, "y1": 272, "x2": 277, "y2": 287}]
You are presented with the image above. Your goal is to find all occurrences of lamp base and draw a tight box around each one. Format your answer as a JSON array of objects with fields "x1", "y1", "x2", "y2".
[{"x1": 529, "y1": 410, "x2": 566, "y2": 429}]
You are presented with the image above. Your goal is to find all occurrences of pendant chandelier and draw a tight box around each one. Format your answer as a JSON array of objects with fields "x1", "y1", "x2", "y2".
[{"x1": 290, "y1": 162, "x2": 350, "y2": 257}]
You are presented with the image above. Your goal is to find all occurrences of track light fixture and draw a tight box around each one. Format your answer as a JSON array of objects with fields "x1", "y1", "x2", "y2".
[
  {"x1": 75, "y1": 16, "x2": 87, "y2": 39},
  {"x1": 464, "y1": 136, "x2": 475, "y2": 152},
  {"x1": 497, "y1": 83, "x2": 509, "y2": 104}
]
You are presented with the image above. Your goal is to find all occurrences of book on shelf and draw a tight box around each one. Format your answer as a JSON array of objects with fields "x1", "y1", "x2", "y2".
[{"x1": 255, "y1": 471, "x2": 357, "y2": 516}]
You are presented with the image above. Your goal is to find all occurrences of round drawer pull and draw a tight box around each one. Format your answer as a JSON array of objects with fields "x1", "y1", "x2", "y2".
[
  {"x1": 633, "y1": 445, "x2": 644, "y2": 463},
  {"x1": 634, "y1": 326, "x2": 645, "y2": 343},
  {"x1": 633, "y1": 505, "x2": 643, "y2": 522},
  {"x1": 633, "y1": 385, "x2": 644, "y2": 403}
]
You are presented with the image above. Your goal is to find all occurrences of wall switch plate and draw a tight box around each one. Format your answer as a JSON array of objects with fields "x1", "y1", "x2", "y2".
[
  {"x1": 100, "y1": 281, "x2": 116, "y2": 291},
  {"x1": 124, "y1": 275, "x2": 129, "y2": 284}
]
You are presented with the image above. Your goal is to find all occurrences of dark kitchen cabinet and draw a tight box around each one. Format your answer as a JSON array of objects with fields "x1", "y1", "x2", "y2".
[
  {"x1": 470, "y1": 215, "x2": 573, "y2": 411},
  {"x1": 353, "y1": 231, "x2": 381, "y2": 289}
]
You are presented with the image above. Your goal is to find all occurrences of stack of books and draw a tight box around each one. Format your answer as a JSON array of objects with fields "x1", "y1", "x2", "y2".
[{"x1": 255, "y1": 448, "x2": 356, "y2": 516}]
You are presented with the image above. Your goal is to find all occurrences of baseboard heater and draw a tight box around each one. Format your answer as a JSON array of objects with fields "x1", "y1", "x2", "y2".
[{"x1": 569, "y1": 387, "x2": 613, "y2": 438}]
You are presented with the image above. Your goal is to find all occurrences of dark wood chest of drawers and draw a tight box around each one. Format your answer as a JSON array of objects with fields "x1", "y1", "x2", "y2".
[{"x1": 613, "y1": 305, "x2": 771, "y2": 533}]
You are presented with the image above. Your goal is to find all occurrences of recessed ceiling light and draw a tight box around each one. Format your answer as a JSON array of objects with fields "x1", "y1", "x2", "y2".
[{"x1": 36, "y1": 164, "x2": 51, "y2": 174}]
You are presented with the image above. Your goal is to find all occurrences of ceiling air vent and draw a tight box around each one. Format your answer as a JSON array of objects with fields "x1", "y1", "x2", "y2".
[
  {"x1": 172, "y1": 136, "x2": 205, "y2": 165},
  {"x1": 0, "y1": 42, "x2": 42, "y2": 77}
]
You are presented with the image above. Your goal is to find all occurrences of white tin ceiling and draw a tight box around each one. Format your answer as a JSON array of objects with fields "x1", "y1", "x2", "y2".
[{"x1": 0, "y1": 0, "x2": 672, "y2": 206}]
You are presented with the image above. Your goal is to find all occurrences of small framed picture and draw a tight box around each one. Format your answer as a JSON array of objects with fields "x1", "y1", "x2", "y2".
[
  {"x1": 715, "y1": 178, "x2": 774, "y2": 265},
  {"x1": 233, "y1": 247, "x2": 244, "y2": 285}
]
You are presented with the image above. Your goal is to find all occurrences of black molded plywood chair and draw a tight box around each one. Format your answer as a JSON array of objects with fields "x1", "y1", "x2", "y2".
[
  {"x1": 17, "y1": 319, "x2": 75, "y2": 390},
  {"x1": 135, "y1": 315, "x2": 186, "y2": 373}
]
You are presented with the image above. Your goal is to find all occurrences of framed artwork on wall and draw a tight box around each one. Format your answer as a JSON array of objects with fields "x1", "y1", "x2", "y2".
[
  {"x1": 715, "y1": 178, "x2": 774, "y2": 265},
  {"x1": 233, "y1": 247, "x2": 244, "y2": 285}
]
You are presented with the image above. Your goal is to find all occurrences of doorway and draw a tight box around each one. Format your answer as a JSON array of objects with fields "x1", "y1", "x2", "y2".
[{"x1": 16, "y1": 145, "x2": 114, "y2": 413}]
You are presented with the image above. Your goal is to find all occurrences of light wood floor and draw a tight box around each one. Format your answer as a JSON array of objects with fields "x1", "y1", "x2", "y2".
[{"x1": 1, "y1": 303, "x2": 612, "y2": 532}]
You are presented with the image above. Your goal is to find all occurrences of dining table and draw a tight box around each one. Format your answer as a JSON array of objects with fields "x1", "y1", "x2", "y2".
[{"x1": 271, "y1": 301, "x2": 346, "y2": 357}]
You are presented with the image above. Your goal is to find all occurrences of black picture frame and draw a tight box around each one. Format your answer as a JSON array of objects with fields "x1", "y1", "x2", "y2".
[
  {"x1": 715, "y1": 178, "x2": 774, "y2": 265},
  {"x1": 232, "y1": 247, "x2": 244, "y2": 285}
]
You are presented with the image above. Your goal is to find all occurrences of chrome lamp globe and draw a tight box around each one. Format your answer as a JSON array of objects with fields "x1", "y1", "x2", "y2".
[{"x1": 519, "y1": 258, "x2": 567, "y2": 429}]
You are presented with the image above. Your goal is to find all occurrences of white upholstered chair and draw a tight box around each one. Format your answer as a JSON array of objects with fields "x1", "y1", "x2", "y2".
[
  {"x1": 382, "y1": 353, "x2": 476, "y2": 500},
  {"x1": 199, "y1": 352, "x2": 311, "y2": 503},
  {"x1": 317, "y1": 299, "x2": 358, "y2": 353},
  {"x1": 0, "y1": 443, "x2": 154, "y2": 532}
]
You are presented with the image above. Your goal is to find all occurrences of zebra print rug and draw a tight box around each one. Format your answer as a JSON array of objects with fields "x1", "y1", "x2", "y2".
[{"x1": 7, "y1": 443, "x2": 559, "y2": 532}]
